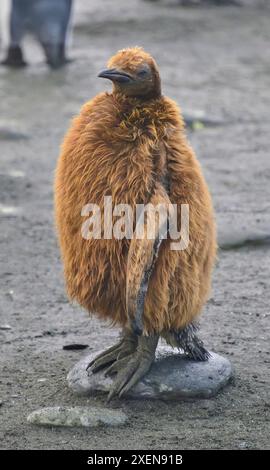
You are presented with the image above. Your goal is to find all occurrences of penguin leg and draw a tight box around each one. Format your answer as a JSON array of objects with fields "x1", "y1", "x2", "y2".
[
  {"x1": 106, "y1": 334, "x2": 159, "y2": 401},
  {"x1": 1, "y1": 45, "x2": 27, "y2": 68},
  {"x1": 86, "y1": 329, "x2": 138, "y2": 374},
  {"x1": 163, "y1": 322, "x2": 210, "y2": 361},
  {"x1": 40, "y1": 42, "x2": 70, "y2": 69},
  {"x1": 1, "y1": 4, "x2": 27, "y2": 68}
]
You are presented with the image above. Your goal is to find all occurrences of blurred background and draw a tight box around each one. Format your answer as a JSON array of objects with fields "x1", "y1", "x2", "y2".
[{"x1": 0, "y1": 0, "x2": 269, "y2": 450}]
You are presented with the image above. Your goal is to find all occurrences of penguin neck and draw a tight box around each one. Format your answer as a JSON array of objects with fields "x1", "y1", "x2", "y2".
[{"x1": 112, "y1": 89, "x2": 162, "y2": 111}]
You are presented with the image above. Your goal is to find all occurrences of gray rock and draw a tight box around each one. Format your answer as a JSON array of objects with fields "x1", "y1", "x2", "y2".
[
  {"x1": 0, "y1": 126, "x2": 29, "y2": 141},
  {"x1": 219, "y1": 230, "x2": 270, "y2": 251},
  {"x1": 183, "y1": 109, "x2": 226, "y2": 130},
  {"x1": 67, "y1": 347, "x2": 232, "y2": 400},
  {"x1": 0, "y1": 205, "x2": 20, "y2": 217},
  {"x1": 27, "y1": 406, "x2": 127, "y2": 428}
]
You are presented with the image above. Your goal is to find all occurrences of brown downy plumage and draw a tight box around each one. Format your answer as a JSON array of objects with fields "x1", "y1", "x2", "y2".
[{"x1": 55, "y1": 47, "x2": 217, "y2": 399}]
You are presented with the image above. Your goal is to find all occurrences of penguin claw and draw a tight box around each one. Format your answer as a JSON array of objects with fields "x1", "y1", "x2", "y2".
[
  {"x1": 107, "y1": 351, "x2": 154, "y2": 402},
  {"x1": 104, "y1": 355, "x2": 132, "y2": 378},
  {"x1": 87, "y1": 350, "x2": 119, "y2": 374},
  {"x1": 86, "y1": 332, "x2": 138, "y2": 374},
  {"x1": 107, "y1": 334, "x2": 158, "y2": 401},
  {"x1": 87, "y1": 342, "x2": 123, "y2": 373}
]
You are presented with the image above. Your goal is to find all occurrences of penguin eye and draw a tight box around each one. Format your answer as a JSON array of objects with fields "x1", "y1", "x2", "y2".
[{"x1": 137, "y1": 67, "x2": 150, "y2": 78}]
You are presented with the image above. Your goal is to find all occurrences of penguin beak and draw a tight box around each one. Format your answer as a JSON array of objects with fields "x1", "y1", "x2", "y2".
[{"x1": 98, "y1": 68, "x2": 133, "y2": 83}]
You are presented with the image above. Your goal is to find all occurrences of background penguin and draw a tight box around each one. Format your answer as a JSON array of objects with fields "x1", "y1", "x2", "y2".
[
  {"x1": 1, "y1": 0, "x2": 73, "y2": 69},
  {"x1": 54, "y1": 47, "x2": 217, "y2": 401}
]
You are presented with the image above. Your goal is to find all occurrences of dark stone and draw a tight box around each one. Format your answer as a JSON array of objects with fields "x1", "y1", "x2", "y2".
[{"x1": 63, "y1": 343, "x2": 89, "y2": 351}]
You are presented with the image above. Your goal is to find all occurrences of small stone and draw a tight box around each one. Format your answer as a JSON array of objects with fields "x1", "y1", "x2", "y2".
[
  {"x1": 238, "y1": 441, "x2": 248, "y2": 449},
  {"x1": 27, "y1": 406, "x2": 127, "y2": 428},
  {"x1": 7, "y1": 170, "x2": 25, "y2": 178},
  {"x1": 2, "y1": 204, "x2": 19, "y2": 217},
  {"x1": 192, "y1": 120, "x2": 205, "y2": 131},
  {"x1": 37, "y1": 378, "x2": 47, "y2": 383},
  {"x1": 0, "y1": 324, "x2": 12, "y2": 330},
  {"x1": 6, "y1": 290, "x2": 14, "y2": 300},
  {"x1": 67, "y1": 347, "x2": 233, "y2": 400},
  {"x1": 219, "y1": 231, "x2": 270, "y2": 251},
  {"x1": 183, "y1": 110, "x2": 225, "y2": 130},
  {"x1": 0, "y1": 126, "x2": 29, "y2": 141},
  {"x1": 63, "y1": 344, "x2": 89, "y2": 351}
]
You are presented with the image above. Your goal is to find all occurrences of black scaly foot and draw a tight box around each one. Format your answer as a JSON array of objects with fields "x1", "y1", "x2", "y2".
[
  {"x1": 173, "y1": 322, "x2": 211, "y2": 361},
  {"x1": 1, "y1": 46, "x2": 27, "y2": 68}
]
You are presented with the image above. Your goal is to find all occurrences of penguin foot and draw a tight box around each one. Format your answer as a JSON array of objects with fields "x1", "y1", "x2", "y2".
[
  {"x1": 107, "y1": 334, "x2": 159, "y2": 401},
  {"x1": 1, "y1": 46, "x2": 27, "y2": 68},
  {"x1": 42, "y1": 43, "x2": 72, "y2": 70},
  {"x1": 47, "y1": 57, "x2": 72, "y2": 70},
  {"x1": 169, "y1": 323, "x2": 211, "y2": 361},
  {"x1": 86, "y1": 330, "x2": 138, "y2": 374}
]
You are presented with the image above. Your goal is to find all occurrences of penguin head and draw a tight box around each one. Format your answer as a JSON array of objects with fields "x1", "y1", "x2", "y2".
[{"x1": 98, "y1": 47, "x2": 161, "y2": 99}]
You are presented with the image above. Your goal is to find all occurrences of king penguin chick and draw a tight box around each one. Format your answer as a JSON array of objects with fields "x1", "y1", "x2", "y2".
[{"x1": 54, "y1": 47, "x2": 217, "y2": 401}]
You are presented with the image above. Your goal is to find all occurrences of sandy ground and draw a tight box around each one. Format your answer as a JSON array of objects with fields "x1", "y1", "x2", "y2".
[{"x1": 0, "y1": 0, "x2": 270, "y2": 450}]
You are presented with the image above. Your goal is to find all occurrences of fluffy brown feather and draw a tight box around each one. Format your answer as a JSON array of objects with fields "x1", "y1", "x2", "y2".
[{"x1": 54, "y1": 47, "x2": 217, "y2": 337}]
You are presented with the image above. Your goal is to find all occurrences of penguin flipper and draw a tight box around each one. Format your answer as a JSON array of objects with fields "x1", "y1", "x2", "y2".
[{"x1": 126, "y1": 183, "x2": 171, "y2": 335}]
